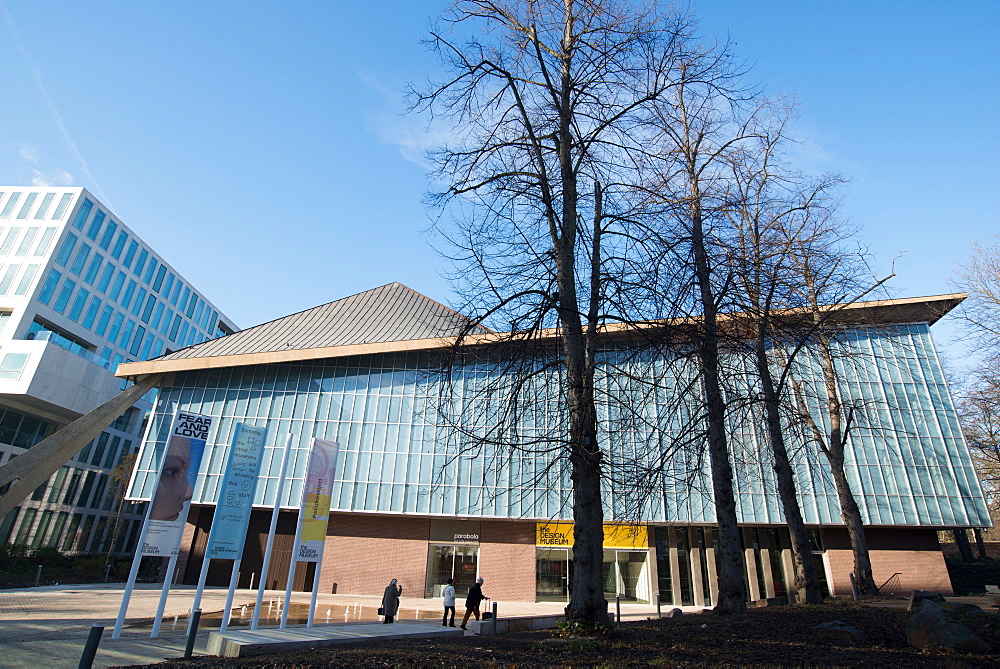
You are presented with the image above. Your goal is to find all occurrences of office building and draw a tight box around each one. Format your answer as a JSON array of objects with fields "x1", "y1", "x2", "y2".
[
  {"x1": 118, "y1": 283, "x2": 989, "y2": 604},
  {"x1": 0, "y1": 186, "x2": 236, "y2": 555}
]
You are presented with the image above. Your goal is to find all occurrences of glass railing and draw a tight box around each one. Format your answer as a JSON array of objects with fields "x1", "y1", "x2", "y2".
[{"x1": 25, "y1": 330, "x2": 111, "y2": 368}]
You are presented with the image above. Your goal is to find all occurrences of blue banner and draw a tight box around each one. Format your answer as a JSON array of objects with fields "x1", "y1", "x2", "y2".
[{"x1": 205, "y1": 423, "x2": 267, "y2": 560}]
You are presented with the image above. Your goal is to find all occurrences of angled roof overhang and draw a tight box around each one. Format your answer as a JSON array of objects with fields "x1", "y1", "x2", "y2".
[{"x1": 116, "y1": 290, "x2": 966, "y2": 380}]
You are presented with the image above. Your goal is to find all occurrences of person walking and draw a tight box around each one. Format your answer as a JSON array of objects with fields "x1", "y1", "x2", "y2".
[
  {"x1": 381, "y1": 578, "x2": 402, "y2": 623},
  {"x1": 460, "y1": 577, "x2": 488, "y2": 630},
  {"x1": 442, "y1": 577, "x2": 456, "y2": 627}
]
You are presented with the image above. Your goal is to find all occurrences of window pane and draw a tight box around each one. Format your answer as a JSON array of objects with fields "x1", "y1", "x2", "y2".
[
  {"x1": 70, "y1": 198, "x2": 93, "y2": 229},
  {"x1": 69, "y1": 242, "x2": 91, "y2": 276},
  {"x1": 53, "y1": 277, "x2": 76, "y2": 313},
  {"x1": 0, "y1": 264, "x2": 20, "y2": 295},
  {"x1": 51, "y1": 193, "x2": 73, "y2": 220},
  {"x1": 98, "y1": 220, "x2": 117, "y2": 251},
  {"x1": 0, "y1": 227, "x2": 22, "y2": 255},
  {"x1": 13, "y1": 264, "x2": 39, "y2": 296},
  {"x1": 15, "y1": 193, "x2": 38, "y2": 219},
  {"x1": 38, "y1": 269, "x2": 61, "y2": 304},
  {"x1": 33, "y1": 193, "x2": 55, "y2": 220},
  {"x1": 0, "y1": 193, "x2": 21, "y2": 219},
  {"x1": 33, "y1": 227, "x2": 56, "y2": 256},
  {"x1": 69, "y1": 287, "x2": 89, "y2": 321},
  {"x1": 14, "y1": 227, "x2": 38, "y2": 256},
  {"x1": 85, "y1": 209, "x2": 105, "y2": 241},
  {"x1": 55, "y1": 232, "x2": 78, "y2": 266}
]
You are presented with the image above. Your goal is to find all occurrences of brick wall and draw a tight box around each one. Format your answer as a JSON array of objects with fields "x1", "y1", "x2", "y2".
[
  {"x1": 823, "y1": 528, "x2": 952, "y2": 596},
  {"x1": 318, "y1": 513, "x2": 430, "y2": 597},
  {"x1": 479, "y1": 520, "x2": 536, "y2": 603}
]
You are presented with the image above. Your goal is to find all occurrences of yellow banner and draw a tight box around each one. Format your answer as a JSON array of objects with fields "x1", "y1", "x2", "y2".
[{"x1": 535, "y1": 523, "x2": 647, "y2": 549}]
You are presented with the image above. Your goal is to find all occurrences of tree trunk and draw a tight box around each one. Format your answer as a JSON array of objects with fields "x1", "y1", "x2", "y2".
[
  {"x1": 813, "y1": 331, "x2": 879, "y2": 595},
  {"x1": 690, "y1": 183, "x2": 746, "y2": 615},
  {"x1": 954, "y1": 529, "x2": 975, "y2": 562},
  {"x1": 974, "y1": 528, "x2": 988, "y2": 559},
  {"x1": 753, "y1": 332, "x2": 823, "y2": 604}
]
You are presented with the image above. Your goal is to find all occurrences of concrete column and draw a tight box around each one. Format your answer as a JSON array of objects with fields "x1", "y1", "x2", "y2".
[
  {"x1": 744, "y1": 547, "x2": 761, "y2": 602},
  {"x1": 0, "y1": 374, "x2": 162, "y2": 519}
]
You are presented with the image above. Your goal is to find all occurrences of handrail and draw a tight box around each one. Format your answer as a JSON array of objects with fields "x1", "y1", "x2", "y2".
[{"x1": 879, "y1": 572, "x2": 902, "y2": 591}]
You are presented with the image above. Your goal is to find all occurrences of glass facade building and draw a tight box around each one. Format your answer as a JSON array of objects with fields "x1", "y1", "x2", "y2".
[
  {"x1": 0, "y1": 187, "x2": 237, "y2": 555},
  {"x1": 120, "y1": 285, "x2": 988, "y2": 605}
]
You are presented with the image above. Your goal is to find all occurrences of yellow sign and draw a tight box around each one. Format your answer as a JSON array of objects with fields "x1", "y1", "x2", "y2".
[{"x1": 535, "y1": 523, "x2": 647, "y2": 549}]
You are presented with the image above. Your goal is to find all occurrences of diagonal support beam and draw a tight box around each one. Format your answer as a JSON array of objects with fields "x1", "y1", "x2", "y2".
[{"x1": 0, "y1": 373, "x2": 163, "y2": 519}]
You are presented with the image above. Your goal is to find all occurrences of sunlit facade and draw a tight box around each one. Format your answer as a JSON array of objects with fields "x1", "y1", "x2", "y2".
[
  {"x1": 0, "y1": 187, "x2": 236, "y2": 555},
  {"x1": 121, "y1": 285, "x2": 988, "y2": 605}
]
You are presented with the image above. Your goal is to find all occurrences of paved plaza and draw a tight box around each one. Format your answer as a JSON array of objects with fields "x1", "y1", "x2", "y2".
[{"x1": 0, "y1": 582, "x2": 668, "y2": 668}]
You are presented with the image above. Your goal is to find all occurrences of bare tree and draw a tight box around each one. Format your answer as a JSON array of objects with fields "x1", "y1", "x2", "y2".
[{"x1": 415, "y1": 0, "x2": 705, "y2": 624}]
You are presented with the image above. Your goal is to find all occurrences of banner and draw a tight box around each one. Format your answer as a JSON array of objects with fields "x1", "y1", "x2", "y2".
[
  {"x1": 294, "y1": 439, "x2": 339, "y2": 562},
  {"x1": 141, "y1": 411, "x2": 211, "y2": 557},
  {"x1": 206, "y1": 423, "x2": 267, "y2": 560}
]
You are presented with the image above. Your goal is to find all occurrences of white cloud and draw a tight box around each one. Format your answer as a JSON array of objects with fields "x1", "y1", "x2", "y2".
[
  {"x1": 19, "y1": 146, "x2": 38, "y2": 163},
  {"x1": 31, "y1": 168, "x2": 73, "y2": 187}
]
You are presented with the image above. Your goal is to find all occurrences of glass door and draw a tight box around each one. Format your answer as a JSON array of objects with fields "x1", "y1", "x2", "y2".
[
  {"x1": 536, "y1": 548, "x2": 572, "y2": 601},
  {"x1": 425, "y1": 544, "x2": 479, "y2": 598}
]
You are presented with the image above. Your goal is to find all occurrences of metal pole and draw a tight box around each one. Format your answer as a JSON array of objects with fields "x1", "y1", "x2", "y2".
[
  {"x1": 77, "y1": 624, "x2": 104, "y2": 669},
  {"x1": 34, "y1": 565, "x2": 42, "y2": 587},
  {"x1": 183, "y1": 609, "x2": 201, "y2": 659},
  {"x1": 615, "y1": 595, "x2": 621, "y2": 623},
  {"x1": 251, "y1": 432, "x2": 294, "y2": 630},
  {"x1": 187, "y1": 555, "x2": 213, "y2": 635},
  {"x1": 280, "y1": 516, "x2": 304, "y2": 629},
  {"x1": 307, "y1": 561, "x2": 322, "y2": 628},
  {"x1": 150, "y1": 552, "x2": 179, "y2": 638},
  {"x1": 656, "y1": 592, "x2": 661, "y2": 618},
  {"x1": 220, "y1": 558, "x2": 241, "y2": 632},
  {"x1": 491, "y1": 601, "x2": 497, "y2": 636}
]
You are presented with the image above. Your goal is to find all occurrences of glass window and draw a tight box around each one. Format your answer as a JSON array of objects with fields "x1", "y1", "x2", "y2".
[
  {"x1": 38, "y1": 269, "x2": 61, "y2": 304},
  {"x1": 121, "y1": 280, "x2": 137, "y2": 311},
  {"x1": 193, "y1": 299, "x2": 204, "y2": 323},
  {"x1": 95, "y1": 305, "x2": 113, "y2": 337},
  {"x1": 82, "y1": 296, "x2": 101, "y2": 329},
  {"x1": 0, "y1": 227, "x2": 22, "y2": 255},
  {"x1": 69, "y1": 242, "x2": 91, "y2": 276},
  {"x1": 151, "y1": 338, "x2": 164, "y2": 358},
  {"x1": 179, "y1": 286, "x2": 190, "y2": 312},
  {"x1": 98, "y1": 220, "x2": 117, "y2": 251},
  {"x1": 169, "y1": 279, "x2": 182, "y2": 305},
  {"x1": 0, "y1": 264, "x2": 20, "y2": 295},
  {"x1": 54, "y1": 232, "x2": 78, "y2": 266},
  {"x1": 130, "y1": 287, "x2": 146, "y2": 316},
  {"x1": 84, "y1": 253, "x2": 102, "y2": 284},
  {"x1": 152, "y1": 264, "x2": 166, "y2": 291},
  {"x1": 119, "y1": 319, "x2": 135, "y2": 349},
  {"x1": 150, "y1": 300, "x2": 164, "y2": 330},
  {"x1": 85, "y1": 209, "x2": 105, "y2": 241},
  {"x1": 52, "y1": 193, "x2": 73, "y2": 220},
  {"x1": 33, "y1": 227, "x2": 56, "y2": 256},
  {"x1": 123, "y1": 239, "x2": 138, "y2": 268},
  {"x1": 97, "y1": 263, "x2": 114, "y2": 293},
  {"x1": 0, "y1": 310, "x2": 11, "y2": 334},
  {"x1": 142, "y1": 258, "x2": 157, "y2": 284},
  {"x1": 168, "y1": 313, "x2": 181, "y2": 339},
  {"x1": 13, "y1": 264, "x2": 39, "y2": 296},
  {"x1": 69, "y1": 287, "x2": 89, "y2": 321},
  {"x1": 109, "y1": 271, "x2": 126, "y2": 301},
  {"x1": 110, "y1": 230, "x2": 127, "y2": 258},
  {"x1": 15, "y1": 193, "x2": 37, "y2": 219},
  {"x1": 140, "y1": 332, "x2": 154, "y2": 359},
  {"x1": 14, "y1": 227, "x2": 38, "y2": 256},
  {"x1": 0, "y1": 193, "x2": 21, "y2": 219},
  {"x1": 141, "y1": 295, "x2": 156, "y2": 323},
  {"x1": 53, "y1": 277, "x2": 76, "y2": 313},
  {"x1": 178, "y1": 321, "x2": 189, "y2": 347},
  {"x1": 108, "y1": 312, "x2": 124, "y2": 344},
  {"x1": 33, "y1": 193, "x2": 55, "y2": 220},
  {"x1": 133, "y1": 248, "x2": 148, "y2": 277},
  {"x1": 162, "y1": 272, "x2": 174, "y2": 297},
  {"x1": 0, "y1": 352, "x2": 29, "y2": 380},
  {"x1": 70, "y1": 198, "x2": 93, "y2": 229},
  {"x1": 130, "y1": 326, "x2": 145, "y2": 355}
]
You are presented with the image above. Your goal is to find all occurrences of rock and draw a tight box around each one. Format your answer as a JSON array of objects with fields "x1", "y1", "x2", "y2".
[
  {"x1": 666, "y1": 608, "x2": 683, "y2": 619},
  {"x1": 813, "y1": 620, "x2": 866, "y2": 643},
  {"x1": 906, "y1": 599, "x2": 992, "y2": 652},
  {"x1": 939, "y1": 601, "x2": 984, "y2": 616},
  {"x1": 907, "y1": 589, "x2": 946, "y2": 611}
]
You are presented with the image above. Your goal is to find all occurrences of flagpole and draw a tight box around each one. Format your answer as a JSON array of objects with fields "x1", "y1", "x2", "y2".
[{"x1": 250, "y1": 432, "x2": 294, "y2": 630}]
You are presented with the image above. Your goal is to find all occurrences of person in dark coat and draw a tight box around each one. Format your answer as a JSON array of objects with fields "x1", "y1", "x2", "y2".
[
  {"x1": 460, "y1": 577, "x2": 488, "y2": 630},
  {"x1": 382, "y1": 578, "x2": 402, "y2": 623}
]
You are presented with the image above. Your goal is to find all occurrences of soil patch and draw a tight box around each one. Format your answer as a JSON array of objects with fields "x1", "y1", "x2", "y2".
[{"x1": 131, "y1": 601, "x2": 1000, "y2": 667}]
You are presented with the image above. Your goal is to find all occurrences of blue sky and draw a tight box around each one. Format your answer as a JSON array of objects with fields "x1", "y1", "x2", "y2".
[{"x1": 1, "y1": 1, "x2": 997, "y2": 362}]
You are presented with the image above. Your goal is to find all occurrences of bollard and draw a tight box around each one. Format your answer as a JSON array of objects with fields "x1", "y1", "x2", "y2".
[
  {"x1": 491, "y1": 601, "x2": 498, "y2": 636},
  {"x1": 656, "y1": 592, "x2": 661, "y2": 618},
  {"x1": 34, "y1": 564, "x2": 42, "y2": 587},
  {"x1": 103, "y1": 564, "x2": 111, "y2": 583},
  {"x1": 183, "y1": 609, "x2": 201, "y2": 659},
  {"x1": 615, "y1": 595, "x2": 621, "y2": 623},
  {"x1": 78, "y1": 624, "x2": 104, "y2": 669}
]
